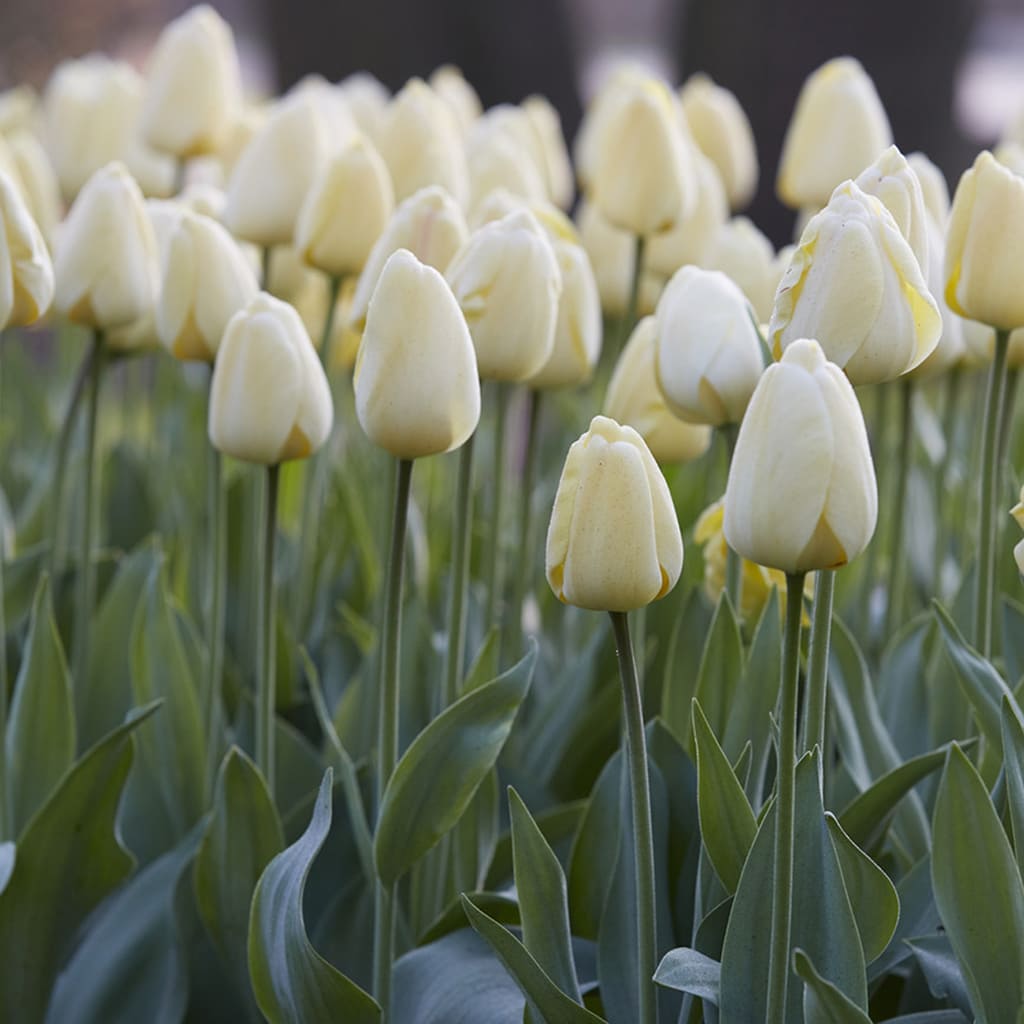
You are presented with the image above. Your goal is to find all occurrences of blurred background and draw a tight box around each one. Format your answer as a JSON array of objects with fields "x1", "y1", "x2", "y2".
[{"x1": 1, "y1": 0, "x2": 1022, "y2": 243}]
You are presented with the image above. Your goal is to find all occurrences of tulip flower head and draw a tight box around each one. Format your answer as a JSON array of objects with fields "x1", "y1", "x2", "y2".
[
  {"x1": 907, "y1": 151, "x2": 951, "y2": 225},
  {"x1": 703, "y1": 215, "x2": 779, "y2": 322},
  {"x1": 522, "y1": 95, "x2": 574, "y2": 210},
  {"x1": 0, "y1": 171, "x2": 54, "y2": 329},
  {"x1": 429, "y1": 64, "x2": 482, "y2": 137}
]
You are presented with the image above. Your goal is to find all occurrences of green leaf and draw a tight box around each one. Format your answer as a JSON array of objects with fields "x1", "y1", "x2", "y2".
[
  {"x1": 194, "y1": 747, "x2": 284, "y2": 1012},
  {"x1": 419, "y1": 892, "x2": 520, "y2": 946},
  {"x1": 660, "y1": 590, "x2": 712, "y2": 749},
  {"x1": 879, "y1": 1013, "x2": 968, "y2": 1023},
  {"x1": 4, "y1": 576, "x2": 75, "y2": 836},
  {"x1": 1003, "y1": 697, "x2": 1024, "y2": 878},
  {"x1": 692, "y1": 699, "x2": 757, "y2": 894},
  {"x1": 1003, "y1": 596, "x2": 1024, "y2": 688},
  {"x1": 0, "y1": 706, "x2": 158, "y2": 1023},
  {"x1": 931, "y1": 743, "x2": 1024, "y2": 1023},
  {"x1": 0, "y1": 843, "x2": 13, "y2": 895},
  {"x1": 486, "y1": 800, "x2": 586, "y2": 891},
  {"x1": 654, "y1": 947, "x2": 720, "y2": 1004},
  {"x1": 793, "y1": 949, "x2": 872, "y2": 1024},
  {"x1": 825, "y1": 814, "x2": 899, "y2": 964},
  {"x1": 374, "y1": 644, "x2": 535, "y2": 886},
  {"x1": 461, "y1": 895, "x2": 605, "y2": 1024},
  {"x1": 693, "y1": 593, "x2": 744, "y2": 755},
  {"x1": 248, "y1": 770, "x2": 380, "y2": 1024},
  {"x1": 904, "y1": 934, "x2": 971, "y2": 1016}
]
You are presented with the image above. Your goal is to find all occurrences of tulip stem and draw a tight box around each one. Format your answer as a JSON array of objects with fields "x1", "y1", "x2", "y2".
[
  {"x1": 802, "y1": 569, "x2": 834, "y2": 760},
  {"x1": 933, "y1": 368, "x2": 962, "y2": 596},
  {"x1": 722, "y1": 424, "x2": 743, "y2": 612},
  {"x1": 766, "y1": 572, "x2": 806, "y2": 1023},
  {"x1": 975, "y1": 328, "x2": 1010, "y2": 659},
  {"x1": 373, "y1": 457, "x2": 414, "y2": 1014},
  {"x1": 203, "y1": 437, "x2": 227, "y2": 802},
  {"x1": 885, "y1": 378, "x2": 914, "y2": 641},
  {"x1": 443, "y1": 434, "x2": 475, "y2": 709},
  {"x1": 71, "y1": 331, "x2": 104, "y2": 696},
  {"x1": 621, "y1": 234, "x2": 647, "y2": 350},
  {"x1": 998, "y1": 367, "x2": 1020, "y2": 478},
  {"x1": 318, "y1": 274, "x2": 342, "y2": 370},
  {"x1": 609, "y1": 610, "x2": 656, "y2": 1024},
  {"x1": 261, "y1": 247, "x2": 272, "y2": 291},
  {"x1": 484, "y1": 383, "x2": 509, "y2": 638},
  {"x1": 256, "y1": 463, "x2": 280, "y2": 795}
]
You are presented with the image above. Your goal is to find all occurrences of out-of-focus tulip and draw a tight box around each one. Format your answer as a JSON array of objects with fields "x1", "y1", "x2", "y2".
[
  {"x1": 140, "y1": 4, "x2": 241, "y2": 158},
  {"x1": 1013, "y1": 488, "x2": 1024, "y2": 575},
  {"x1": 770, "y1": 180, "x2": 941, "y2": 385},
  {"x1": 470, "y1": 188, "x2": 577, "y2": 243},
  {"x1": 178, "y1": 181, "x2": 227, "y2": 219},
  {"x1": 702, "y1": 215, "x2": 779, "y2": 322},
  {"x1": 465, "y1": 112, "x2": 547, "y2": 216},
  {"x1": 724, "y1": 338, "x2": 877, "y2": 573},
  {"x1": 654, "y1": 265, "x2": 763, "y2": 426},
  {"x1": 355, "y1": 249, "x2": 480, "y2": 458},
  {"x1": 546, "y1": 414, "x2": 683, "y2": 611},
  {"x1": 0, "y1": 171, "x2": 54, "y2": 328},
  {"x1": 522, "y1": 95, "x2": 574, "y2": 210},
  {"x1": 5, "y1": 132, "x2": 61, "y2": 248},
  {"x1": 605, "y1": 316, "x2": 712, "y2": 462},
  {"x1": 776, "y1": 57, "x2": 892, "y2": 209},
  {"x1": 446, "y1": 209, "x2": 561, "y2": 381},
  {"x1": 995, "y1": 142, "x2": 1024, "y2": 178},
  {"x1": 0, "y1": 86, "x2": 37, "y2": 136},
  {"x1": 960, "y1": 320, "x2": 1024, "y2": 370},
  {"x1": 429, "y1": 64, "x2": 482, "y2": 137},
  {"x1": 679, "y1": 73, "x2": 758, "y2": 210},
  {"x1": 337, "y1": 72, "x2": 390, "y2": 138},
  {"x1": 295, "y1": 135, "x2": 394, "y2": 278},
  {"x1": 209, "y1": 292, "x2": 332, "y2": 464},
  {"x1": 54, "y1": 162, "x2": 158, "y2": 329},
  {"x1": 946, "y1": 151, "x2": 1024, "y2": 331},
  {"x1": 286, "y1": 75, "x2": 359, "y2": 146},
  {"x1": 907, "y1": 151, "x2": 951, "y2": 224}
]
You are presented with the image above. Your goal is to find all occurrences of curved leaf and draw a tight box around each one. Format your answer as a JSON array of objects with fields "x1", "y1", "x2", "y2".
[
  {"x1": 419, "y1": 892, "x2": 520, "y2": 946},
  {"x1": 794, "y1": 949, "x2": 872, "y2": 1024},
  {"x1": 693, "y1": 593, "x2": 744, "y2": 756},
  {"x1": 1001, "y1": 697, "x2": 1024, "y2": 878},
  {"x1": 904, "y1": 934, "x2": 971, "y2": 1016},
  {"x1": 654, "y1": 947, "x2": 720, "y2": 1004}
]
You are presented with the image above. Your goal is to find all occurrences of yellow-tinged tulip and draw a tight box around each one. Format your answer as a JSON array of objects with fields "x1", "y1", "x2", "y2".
[
  {"x1": 770, "y1": 180, "x2": 941, "y2": 385},
  {"x1": 209, "y1": 292, "x2": 332, "y2": 464},
  {"x1": 54, "y1": 162, "x2": 158, "y2": 330},
  {"x1": 446, "y1": 209, "x2": 561, "y2": 381},
  {"x1": 777, "y1": 57, "x2": 892, "y2": 209},
  {"x1": 355, "y1": 249, "x2": 480, "y2": 458},
  {"x1": 724, "y1": 338, "x2": 877, "y2": 574},
  {"x1": 295, "y1": 135, "x2": 395, "y2": 278},
  {"x1": 0, "y1": 86, "x2": 37, "y2": 136},
  {"x1": 654, "y1": 266, "x2": 763, "y2": 426},
  {"x1": 470, "y1": 188, "x2": 577, "y2": 244},
  {"x1": 429, "y1": 64, "x2": 482, "y2": 137},
  {"x1": 140, "y1": 4, "x2": 242, "y2": 158},
  {"x1": 945, "y1": 150, "x2": 1024, "y2": 331},
  {"x1": 0, "y1": 171, "x2": 53, "y2": 328},
  {"x1": 703, "y1": 215, "x2": 779, "y2": 322},
  {"x1": 679, "y1": 73, "x2": 757, "y2": 210},
  {"x1": 466, "y1": 112, "x2": 548, "y2": 217},
  {"x1": 605, "y1": 316, "x2": 712, "y2": 463},
  {"x1": 5, "y1": 132, "x2": 61, "y2": 249},
  {"x1": 522, "y1": 95, "x2": 574, "y2": 210},
  {"x1": 546, "y1": 414, "x2": 683, "y2": 612},
  {"x1": 157, "y1": 209, "x2": 258, "y2": 362},
  {"x1": 1013, "y1": 488, "x2": 1024, "y2": 575},
  {"x1": 995, "y1": 142, "x2": 1024, "y2": 178},
  {"x1": 907, "y1": 151, "x2": 950, "y2": 224}
]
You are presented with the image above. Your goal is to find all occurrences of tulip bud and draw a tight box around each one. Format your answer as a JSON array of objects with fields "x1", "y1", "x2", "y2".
[
  {"x1": 471, "y1": 188, "x2": 577, "y2": 244},
  {"x1": 355, "y1": 249, "x2": 480, "y2": 458},
  {"x1": 209, "y1": 292, "x2": 332, "y2": 464},
  {"x1": 5, "y1": 132, "x2": 61, "y2": 249},
  {"x1": 337, "y1": 72, "x2": 390, "y2": 138},
  {"x1": 224, "y1": 93, "x2": 330, "y2": 248},
  {"x1": 466, "y1": 110, "x2": 548, "y2": 216},
  {"x1": 295, "y1": 135, "x2": 394, "y2": 278},
  {"x1": 0, "y1": 85, "x2": 37, "y2": 136},
  {"x1": 946, "y1": 151, "x2": 1024, "y2": 331},
  {"x1": 724, "y1": 338, "x2": 877, "y2": 573},
  {"x1": 679, "y1": 73, "x2": 758, "y2": 210},
  {"x1": 522, "y1": 95, "x2": 574, "y2": 210},
  {"x1": 446, "y1": 209, "x2": 562, "y2": 381},
  {"x1": 140, "y1": 5, "x2": 242, "y2": 158},
  {"x1": 286, "y1": 75, "x2": 359, "y2": 147},
  {"x1": 1012, "y1": 488, "x2": 1024, "y2": 575},
  {"x1": 546, "y1": 414, "x2": 683, "y2": 612},
  {"x1": 0, "y1": 171, "x2": 54, "y2": 329},
  {"x1": 54, "y1": 162, "x2": 158, "y2": 329},
  {"x1": 703, "y1": 215, "x2": 779, "y2": 322},
  {"x1": 770, "y1": 180, "x2": 941, "y2": 385},
  {"x1": 655, "y1": 266, "x2": 763, "y2": 426},
  {"x1": 777, "y1": 57, "x2": 892, "y2": 209},
  {"x1": 429, "y1": 64, "x2": 482, "y2": 137},
  {"x1": 605, "y1": 317, "x2": 712, "y2": 463},
  {"x1": 994, "y1": 142, "x2": 1024, "y2": 179},
  {"x1": 907, "y1": 151, "x2": 951, "y2": 225}
]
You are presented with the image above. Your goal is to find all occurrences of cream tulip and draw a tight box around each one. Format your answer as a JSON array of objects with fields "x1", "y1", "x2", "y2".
[
  {"x1": 703, "y1": 215, "x2": 778, "y2": 322},
  {"x1": 466, "y1": 113, "x2": 548, "y2": 217},
  {"x1": 777, "y1": 57, "x2": 892, "y2": 209},
  {"x1": 522, "y1": 95, "x2": 574, "y2": 210},
  {"x1": 429, "y1": 64, "x2": 482, "y2": 137},
  {"x1": 5, "y1": 132, "x2": 61, "y2": 248},
  {"x1": 724, "y1": 338, "x2": 878, "y2": 573},
  {"x1": 546, "y1": 414, "x2": 683, "y2": 612},
  {"x1": 470, "y1": 188, "x2": 577, "y2": 244},
  {"x1": 945, "y1": 150, "x2": 1024, "y2": 331},
  {"x1": 337, "y1": 72, "x2": 390, "y2": 138},
  {"x1": 0, "y1": 86, "x2": 36, "y2": 136},
  {"x1": 769, "y1": 180, "x2": 941, "y2": 385},
  {"x1": 907, "y1": 151, "x2": 951, "y2": 224},
  {"x1": 605, "y1": 316, "x2": 712, "y2": 463},
  {"x1": 355, "y1": 249, "x2": 480, "y2": 458},
  {"x1": 0, "y1": 171, "x2": 54, "y2": 329},
  {"x1": 655, "y1": 266, "x2": 763, "y2": 426},
  {"x1": 209, "y1": 292, "x2": 332, "y2": 464},
  {"x1": 446, "y1": 209, "x2": 561, "y2": 381}
]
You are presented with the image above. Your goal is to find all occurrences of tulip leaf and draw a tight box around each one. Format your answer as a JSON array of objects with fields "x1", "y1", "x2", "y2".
[
  {"x1": 486, "y1": 800, "x2": 587, "y2": 891},
  {"x1": 879, "y1": 1014, "x2": 968, "y2": 1024},
  {"x1": 904, "y1": 933, "x2": 972, "y2": 1016},
  {"x1": 793, "y1": 949, "x2": 873, "y2": 1024},
  {"x1": 931, "y1": 743, "x2": 1024, "y2": 1023},
  {"x1": 374, "y1": 644, "x2": 535, "y2": 887},
  {"x1": 693, "y1": 593, "x2": 744, "y2": 755},
  {"x1": 1003, "y1": 596, "x2": 1024, "y2": 689},
  {"x1": 660, "y1": 590, "x2": 712, "y2": 749},
  {"x1": 419, "y1": 892, "x2": 521, "y2": 946},
  {"x1": 653, "y1": 947, "x2": 720, "y2": 1004},
  {"x1": 1002, "y1": 697, "x2": 1024, "y2": 878},
  {"x1": 4, "y1": 576, "x2": 75, "y2": 837},
  {"x1": 248, "y1": 769, "x2": 380, "y2": 1024}
]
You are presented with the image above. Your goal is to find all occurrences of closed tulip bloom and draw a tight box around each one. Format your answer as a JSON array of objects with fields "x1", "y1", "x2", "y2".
[
  {"x1": 54, "y1": 162, "x2": 158, "y2": 329},
  {"x1": 446, "y1": 209, "x2": 561, "y2": 381},
  {"x1": 466, "y1": 115, "x2": 548, "y2": 216},
  {"x1": 0, "y1": 171, "x2": 54, "y2": 328},
  {"x1": 703, "y1": 215, "x2": 779, "y2": 322},
  {"x1": 994, "y1": 142, "x2": 1024, "y2": 178},
  {"x1": 777, "y1": 57, "x2": 892, "y2": 209},
  {"x1": 605, "y1": 317, "x2": 712, "y2": 463},
  {"x1": 140, "y1": 5, "x2": 241, "y2": 158},
  {"x1": 470, "y1": 188, "x2": 577, "y2": 243},
  {"x1": 522, "y1": 95, "x2": 574, "y2": 210},
  {"x1": 946, "y1": 151, "x2": 1024, "y2": 331},
  {"x1": 0, "y1": 85, "x2": 37, "y2": 136},
  {"x1": 770, "y1": 180, "x2": 941, "y2": 385},
  {"x1": 907, "y1": 151, "x2": 951, "y2": 224},
  {"x1": 724, "y1": 338, "x2": 877, "y2": 573},
  {"x1": 680, "y1": 73, "x2": 758, "y2": 210},
  {"x1": 338, "y1": 72, "x2": 390, "y2": 138},
  {"x1": 429, "y1": 64, "x2": 482, "y2": 137},
  {"x1": 655, "y1": 266, "x2": 763, "y2": 426},
  {"x1": 546, "y1": 414, "x2": 683, "y2": 612},
  {"x1": 224, "y1": 93, "x2": 330, "y2": 247},
  {"x1": 355, "y1": 249, "x2": 480, "y2": 458},
  {"x1": 6, "y1": 132, "x2": 61, "y2": 249},
  {"x1": 295, "y1": 135, "x2": 395, "y2": 278},
  {"x1": 209, "y1": 292, "x2": 332, "y2": 464},
  {"x1": 286, "y1": 75, "x2": 359, "y2": 148}
]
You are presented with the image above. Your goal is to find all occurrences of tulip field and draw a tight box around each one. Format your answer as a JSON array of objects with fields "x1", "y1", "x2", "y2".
[{"x1": 3, "y1": 6, "x2": 1024, "y2": 1023}]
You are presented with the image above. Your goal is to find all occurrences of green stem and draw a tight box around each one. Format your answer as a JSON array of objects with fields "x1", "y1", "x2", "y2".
[
  {"x1": 373, "y1": 457, "x2": 414, "y2": 1013},
  {"x1": 998, "y1": 367, "x2": 1020, "y2": 480},
  {"x1": 933, "y1": 368, "x2": 962, "y2": 595},
  {"x1": 885, "y1": 378, "x2": 914, "y2": 641},
  {"x1": 620, "y1": 234, "x2": 647, "y2": 351},
  {"x1": 766, "y1": 572, "x2": 806, "y2": 1022},
  {"x1": 722, "y1": 424, "x2": 743, "y2": 613},
  {"x1": 443, "y1": 435, "x2": 475, "y2": 709},
  {"x1": 975, "y1": 329, "x2": 1010, "y2": 659},
  {"x1": 0, "y1": 333, "x2": 6, "y2": 841},
  {"x1": 318, "y1": 274, "x2": 342, "y2": 370},
  {"x1": 802, "y1": 570, "x2": 834, "y2": 758},
  {"x1": 261, "y1": 247, "x2": 272, "y2": 292},
  {"x1": 256, "y1": 464, "x2": 280, "y2": 795},
  {"x1": 203, "y1": 440, "x2": 227, "y2": 801},
  {"x1": 609, "y1": 610, "x2": 656, "y2": 1024},
  {"x1": 71, "y1": 331, "x2": 104, "y2": 693},
  {"x1": 484, "y1": 384, "x2": 509, "y2": 634}
]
